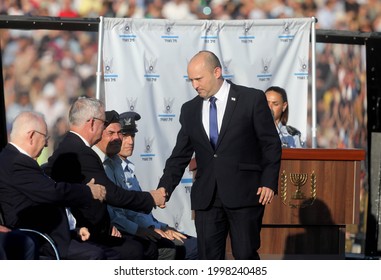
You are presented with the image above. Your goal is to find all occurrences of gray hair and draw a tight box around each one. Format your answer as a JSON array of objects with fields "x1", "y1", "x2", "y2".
[
  {"x1": 69, "y1": 97, "x2": 105, "y2": 126},
  {"x1": 10, "y1": 111, "x2": 46, "y2": 142}
]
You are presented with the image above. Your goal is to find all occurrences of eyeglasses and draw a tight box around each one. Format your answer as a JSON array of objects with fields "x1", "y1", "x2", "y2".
[
  {"x1": 29, "y1": 130, "x2": 50, "y2": 141},
  {"x1": 93, "y1": 117, "x2": 107, "y2": 127}
]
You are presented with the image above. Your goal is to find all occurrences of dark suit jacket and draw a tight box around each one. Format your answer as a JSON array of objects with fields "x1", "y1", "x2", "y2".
[
  {"x1": 44, "y1": 132, "x2": 154, "y2": 242},
  {"x1": 0, "y1": 143, "x2": 92, "y2": 258},
  {"x1": 159, "y1": 81, "x2": 282, "y2": 210}
]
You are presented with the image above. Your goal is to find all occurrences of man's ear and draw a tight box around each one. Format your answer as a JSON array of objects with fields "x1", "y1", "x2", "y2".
[
  {"x1": 28, "y1": 130, "x2": 35, "y2": 144},
  {"x1": 214, "y1": 66, "x2": 222, "y2": 78},
  {"x1": 89, "y1": 118, "x2": 96, "y2": 131}
]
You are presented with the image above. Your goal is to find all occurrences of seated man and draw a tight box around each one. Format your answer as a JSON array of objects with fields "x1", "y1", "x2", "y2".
[
  {"x1": 92, "y1": 110, "x2": 159, "y2": 260},
  {"x1": 44, "y1": 97, "x2": 166, "y2": 259},
  {"x1": 0, "y1": 111, "x2": 109, "y2": 259},
  {"x1": 104, "y1": 111, "x2": 198, "y2": 260}
]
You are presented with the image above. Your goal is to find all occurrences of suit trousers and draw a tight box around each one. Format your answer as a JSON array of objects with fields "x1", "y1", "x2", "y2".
[
  {"x1": 66, "y1": 239, "x2": 120, "y2": 260},
  {"x1": 100, "y1": 234, "x2": 157, "y2": 260},
  {"x1": 195, "y1": 204, "x2": 265, "y2": 260}
]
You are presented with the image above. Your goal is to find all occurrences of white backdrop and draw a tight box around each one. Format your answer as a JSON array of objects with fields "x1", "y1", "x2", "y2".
[{"x1": 101, "y1": 17, "x2": 313, "y2": 236}]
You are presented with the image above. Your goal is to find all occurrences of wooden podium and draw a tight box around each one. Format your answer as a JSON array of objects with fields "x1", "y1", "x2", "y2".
[{"x1": 189, "y1": 148, "x2": 365, "y2": 259}]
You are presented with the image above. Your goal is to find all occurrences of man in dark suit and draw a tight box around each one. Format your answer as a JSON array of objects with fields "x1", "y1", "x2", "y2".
[
  {"x1": 44, "y1": 97, "x2": 166, "y2": 259},
  {"x1": 0, "y1": 111, "x2": 108, "y2": 259},
  {"x1": 158, "y1": 51, "x2": 282, "y2": 259}
]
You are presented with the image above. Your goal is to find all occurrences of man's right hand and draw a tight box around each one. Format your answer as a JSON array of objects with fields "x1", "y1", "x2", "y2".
[
  {"x1": 86, "y1": 178, "x2": 106, "y2": 202},
  {"x1": 150, "y1": 188, "x2": 166, "y2": 208}
]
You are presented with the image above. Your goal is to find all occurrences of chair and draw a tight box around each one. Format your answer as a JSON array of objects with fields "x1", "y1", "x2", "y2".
[{"x1": 0, "y1": 208, "x2": 60, "y2": 260}]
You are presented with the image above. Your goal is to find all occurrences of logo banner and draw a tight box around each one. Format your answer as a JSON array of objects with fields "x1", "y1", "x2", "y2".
[{"x1": 102, "y1": 18, "x2": 313, "y2": 236}]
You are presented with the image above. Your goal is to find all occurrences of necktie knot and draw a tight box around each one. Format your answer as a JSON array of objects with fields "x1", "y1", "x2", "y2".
[{"x1": 209, "y1": 96, "x2": 216, "y2": 105}]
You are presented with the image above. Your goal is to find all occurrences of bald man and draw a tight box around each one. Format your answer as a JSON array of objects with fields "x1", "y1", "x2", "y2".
[
  {"x1": 0, "y1": 111, "x2": 107, "y2": 259},
  {"x1": 158, "y1": 51, "x2": 281, "y2": 259}
]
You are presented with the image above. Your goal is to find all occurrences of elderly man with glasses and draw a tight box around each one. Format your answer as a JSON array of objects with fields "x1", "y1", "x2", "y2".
[{"x1": 44, "y1": 97, "x2": 166, "y2": 259}]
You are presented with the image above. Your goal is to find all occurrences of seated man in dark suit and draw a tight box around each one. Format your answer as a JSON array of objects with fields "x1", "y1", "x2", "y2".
[
  {"x1": 44, "y1": 97, "x2": 166, "y2": 259},
  {"x1": 0, "y1": 111, "x2": 109, "y2": 259}
]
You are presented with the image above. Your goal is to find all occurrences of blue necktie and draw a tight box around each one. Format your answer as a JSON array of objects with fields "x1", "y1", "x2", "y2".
[{"x1": 209, "y1": 96, "x2": 218, "y2": 150}]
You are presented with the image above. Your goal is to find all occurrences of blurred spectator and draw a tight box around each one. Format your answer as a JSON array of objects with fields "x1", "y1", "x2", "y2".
[
  {"x1": 162, "y1": 0, "x2": 197, "y2": 20},
  {"x1": 34, "y1": 82, "x2": 68, "y2": 132},
  {"x1": 58, "y1": 0, "x2": 79, "y2": 18},
  {"x1": 6, "y1": 90, "x2": 33, "y2": 131},
  {"x1": 52, "y1": 116, "x2": 70, "y2": 151},
  {"x1": 301, "y1": 0, "x2": 317, "y2": 17},
  {"x1": 145, "y1": 0, "x2": 163, "y2": 18},
  {"x1": 210, "y1": 0, "x2": 231, "y2": 20},
  {"x1": 316, "y1": 0, "x2": 345, "y2": 30},
  {"x1": 100, "y1": 0, "x2": 116, "y2": 17},
  {"x1": 248, "y1": 0, "x2": 267, "y2": 19},
  {"x1": 76, "y1": 0, "x2": 103, "y2": 17}
]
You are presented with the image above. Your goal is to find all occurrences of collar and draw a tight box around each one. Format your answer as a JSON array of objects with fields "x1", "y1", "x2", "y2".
[
  {"x1": 92, "y1": 145, "x2": 107, "y2": 163},
  {"x1": 70, "y1": 131, "x2": 91, "y2": 147},
  {"x1": 9, "y1": 142, "x2": 32, "y2": 158},
  {"x1": 207, "y1": 79, "x2": 230, "y2": 103}
]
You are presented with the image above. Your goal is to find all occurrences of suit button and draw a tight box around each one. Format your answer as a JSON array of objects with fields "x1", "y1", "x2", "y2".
[{"x1": 213, "y1": 154, "x2": 218, "y2": 158}]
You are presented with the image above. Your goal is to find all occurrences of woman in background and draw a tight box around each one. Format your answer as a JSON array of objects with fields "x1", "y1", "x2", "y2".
[{"x1": 265, "y1": 86, "x2": 304, "y2": 148}]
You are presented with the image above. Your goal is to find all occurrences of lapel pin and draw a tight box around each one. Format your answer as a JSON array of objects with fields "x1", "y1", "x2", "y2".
[{"x1": 231, "y1": 97, "x2": 236, "y2": 101}]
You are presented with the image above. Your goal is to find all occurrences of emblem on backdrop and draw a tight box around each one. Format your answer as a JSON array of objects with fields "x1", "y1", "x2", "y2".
[
  {"x1": 118, "y1": 21, "x2": 136, "y2": 42},
  {"x1": 144, "y1": 137, "x2": 154, "y2": 154},
  {"x1": 164, "y1": 22, "x2": 175, "y2": 36},
  {"x1": 126, "y1": 97, "x2": 138, "y2": 112},
  {"x1": 103, "y1": 57, "x2": 118, "y2": 81},
  {"x1": 222, "y1": 59, "x2": 234, "y2": 80},
  {"x1": 278, "y1": 20, "x2": 295, "y2": 42},
  {"x1": 104, "y1": 58, "x2": 113, "y2": 74},
  {"x1": 161, "y1": 21, "x2": 179, "y2": 43},
  {"x1": 299, "y1": 56, "x2": 308, "y2": 73},
  {"x1": 159, "y1": 97, "x2": 175, "y2": 122},
  {"x1": 294, "y1": 56, "x2": 309, "y2": 80},
  {"x1": 239, "y1": 23, "x2": 255, "y2": 43},
  {"x1": 121, "y1": 22, "x2": 133, "y2": 34},
  {"x1": 256, "y1": 58, "x2": 272, "y2": 82},
  {"x1": 201, "y1": 22, "x2": 218, "y2": 43},
  {"x1": 144, "y1": 56, "x2": 160, "y2": 81},
  {"x1": 163, "y1": 97, "x2": 174, "y2": 114},
  {"x1": 140, "y1": 137, "x2": 155, "y2": 161}
]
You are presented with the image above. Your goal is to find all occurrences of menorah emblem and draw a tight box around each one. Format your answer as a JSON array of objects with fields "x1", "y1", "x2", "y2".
[
  {"x1": 290, "y1": 173, "x2": 308, "y2": 200},
  {"x1": 280, "y1": 171, "x2": 317, "y2": 208}
]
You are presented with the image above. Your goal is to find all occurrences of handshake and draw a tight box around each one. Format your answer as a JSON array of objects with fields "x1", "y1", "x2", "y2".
[
  {"x1": 150, "y1": 187, "x2": 167, "y2": 208},
  {"x1": 86, "y1": 178, "x2": 167, "y2": 208},
  {"x1": 87, "y1": 178, "x2": 106, "y2": 201}
]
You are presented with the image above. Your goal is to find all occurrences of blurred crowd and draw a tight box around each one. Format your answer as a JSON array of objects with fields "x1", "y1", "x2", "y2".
[
  {"x1": 0, "y1": 0, "x2": 370, "y2": 154},
  {"x1": 2, "y1": 0, "x2": 381, "y2": 32}
]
